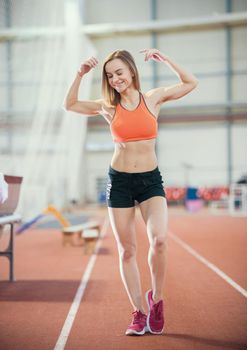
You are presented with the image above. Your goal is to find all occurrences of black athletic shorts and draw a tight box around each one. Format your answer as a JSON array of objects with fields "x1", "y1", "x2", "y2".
[{"x1": 106, "y1": 165, "x2": 166, "y2": 208}]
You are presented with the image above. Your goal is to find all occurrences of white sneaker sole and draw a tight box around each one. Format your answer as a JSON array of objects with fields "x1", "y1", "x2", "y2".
[
  {"x1": 125, "y1": 325, "x2": 149, "y2": 336},
  {"x1": 145, "y1": 290, "x2": 164, "y2": 335}
]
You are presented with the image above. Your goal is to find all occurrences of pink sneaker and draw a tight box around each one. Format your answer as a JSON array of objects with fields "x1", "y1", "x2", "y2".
[
  {"x1": 125, "y1": 310, "x2": 148, "y2": 336},
  {"x1": 145, "y1": 290, "x2": 164, "y2": 334}
]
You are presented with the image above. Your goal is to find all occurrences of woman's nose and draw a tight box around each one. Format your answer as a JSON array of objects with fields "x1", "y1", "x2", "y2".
[{"x1": 112, "y1": 75, "x2": 119, "y2": 83}]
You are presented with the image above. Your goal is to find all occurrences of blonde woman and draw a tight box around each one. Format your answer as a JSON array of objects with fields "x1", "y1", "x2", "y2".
[{"x1": 64, "y1": 48, "x2": 198, "y2": 335}]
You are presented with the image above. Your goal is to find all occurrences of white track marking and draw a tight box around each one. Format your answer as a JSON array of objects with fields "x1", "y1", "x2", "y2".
[
  {"x1": 54, "y1": 217, "x2": 109, "y2": 350},
  {"x1": 169, "y1": 231, "x2": 247, "y2": 298}
]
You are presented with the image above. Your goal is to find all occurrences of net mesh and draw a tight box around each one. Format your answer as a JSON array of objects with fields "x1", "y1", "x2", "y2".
[{"x1": 0, "y1": 0, "x2": 96, "y2": 220}]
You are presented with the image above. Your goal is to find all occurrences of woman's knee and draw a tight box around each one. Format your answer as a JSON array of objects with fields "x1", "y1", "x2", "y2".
[
  {"x1": 119, "y1": 243, "x2": 136, "y2": 262},
  {"x1": 151, "y1": 235, "x2": 167, "y2": 254}
]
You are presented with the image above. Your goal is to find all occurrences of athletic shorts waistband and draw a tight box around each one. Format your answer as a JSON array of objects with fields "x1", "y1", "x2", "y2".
[{"x1": 108, "y1": 165, "x2": 159, "y2": 176}]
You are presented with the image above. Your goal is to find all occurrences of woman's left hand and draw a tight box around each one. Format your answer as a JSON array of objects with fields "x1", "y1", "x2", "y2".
[{"x1": 139, "y1": 48, "x2": 168, "y2": 62}]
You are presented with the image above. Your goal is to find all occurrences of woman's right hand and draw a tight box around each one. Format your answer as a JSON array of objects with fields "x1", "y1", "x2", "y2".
[{"x1": 78, "y1": 56, "x2": 98, "y2": 76}]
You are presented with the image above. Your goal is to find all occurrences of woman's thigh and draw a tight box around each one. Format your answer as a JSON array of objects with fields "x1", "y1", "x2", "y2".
[
  {"x1": 107, "y1": 206, "x2": 136, "y2": 249},
  {"x1": 139, "y1": 196, "x2": 168, "y2": 244}
]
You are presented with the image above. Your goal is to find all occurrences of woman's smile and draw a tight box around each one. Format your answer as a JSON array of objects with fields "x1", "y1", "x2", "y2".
[{"x1": 113, "y1": 80, "x2": 127, "y2": 91}]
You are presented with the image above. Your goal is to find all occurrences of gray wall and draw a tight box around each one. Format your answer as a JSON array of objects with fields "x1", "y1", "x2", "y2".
[
  {"x1": 83, "y1": 0, "x2": 247, "y2": 202},
  {"x1": 0, "y1": 0, "x2": 247, "y2": 204}
]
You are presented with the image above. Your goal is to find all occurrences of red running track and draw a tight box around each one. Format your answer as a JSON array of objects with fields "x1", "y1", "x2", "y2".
[{"x1": 0, "y1": 207, "x2": 247, "y2": 350}]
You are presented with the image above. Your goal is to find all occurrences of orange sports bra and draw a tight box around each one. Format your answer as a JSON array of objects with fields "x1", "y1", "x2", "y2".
[{"x1": 110, "y1": 92, "x2": 158, "y2": 143}]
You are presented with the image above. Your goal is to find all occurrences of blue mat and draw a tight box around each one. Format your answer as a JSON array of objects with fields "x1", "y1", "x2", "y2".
[{"x1": 35, "y1": 214, "x2": 89, "y2": 229}]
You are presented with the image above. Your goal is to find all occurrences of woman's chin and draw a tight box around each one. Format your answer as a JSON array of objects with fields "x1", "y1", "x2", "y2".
[{"x1": 114, "y1": 86, "x2": 125, "y2": 93}]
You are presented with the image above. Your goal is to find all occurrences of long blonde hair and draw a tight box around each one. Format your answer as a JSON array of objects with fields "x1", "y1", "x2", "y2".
[{"x1": 102, "y1": 50, "x2": 141, "y2": 107}]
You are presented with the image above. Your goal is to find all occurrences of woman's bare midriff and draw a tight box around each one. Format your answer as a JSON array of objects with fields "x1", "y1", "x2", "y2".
[{"x1": 110, "y1": 138, "x2": 158, "y2": 173}]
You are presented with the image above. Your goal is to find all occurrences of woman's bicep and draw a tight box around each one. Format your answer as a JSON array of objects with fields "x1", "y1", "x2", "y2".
[
  {"x1": 64, "y1": 99, "x2": 103, "y2": 116},
  {"x1": 148, "y1": 82, "x2": 198, "y2": 105},
  {"x1": 162, "y1": 82, "x2": 198, "y2": 102}
]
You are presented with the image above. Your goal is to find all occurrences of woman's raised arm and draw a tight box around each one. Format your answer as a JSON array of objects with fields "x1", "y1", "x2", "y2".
[
  {"x1": 140, "y1": 49, "x2": 198, "y2": 105},
  {"x1": 63, "y1": 56, "x2": 103, "y2": 116}
]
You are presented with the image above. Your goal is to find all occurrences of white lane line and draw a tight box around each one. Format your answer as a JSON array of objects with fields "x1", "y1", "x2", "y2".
[
  {"x1": 54, "y1": 217, "x2": 109, "y2": 350},
  {"x1": 169, "y1": 231, "x2": 247, "y2": 299}
]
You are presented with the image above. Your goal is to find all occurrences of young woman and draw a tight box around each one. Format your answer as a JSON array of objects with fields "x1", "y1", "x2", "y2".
[{"x1": 64, "y1": 48, "x2": 198, "y2": 335}]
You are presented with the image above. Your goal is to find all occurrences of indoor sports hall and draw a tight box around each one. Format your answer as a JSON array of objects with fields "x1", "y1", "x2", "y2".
[{"x1": 0, "y1": 1, "x2": 247, "y2": 349}]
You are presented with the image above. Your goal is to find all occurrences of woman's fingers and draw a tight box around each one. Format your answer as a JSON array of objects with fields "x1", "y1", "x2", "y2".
[
  {"x1": 139, "y1": 49, "x2": 149, "y2": 61},
  {"x1": 140, "y1": 49, "x2": 166, "y2": 62},
  {"x1": 78, "y1": 56, "x2": 98, "y2": 75},
  {"x1": 88, "y1": 56, "x2": 98, "y2": 66},
  {"x1": 85, "y1": 57, "x2": 98, "y2": 68},
  {"x1": 140, "y1": 48, "x2": 154, "y2": 61}
]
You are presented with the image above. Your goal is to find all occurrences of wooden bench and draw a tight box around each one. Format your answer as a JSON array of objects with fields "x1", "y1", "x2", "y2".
[{"x1": 62, "y1": 221, "x2": 100, "y2": 253}]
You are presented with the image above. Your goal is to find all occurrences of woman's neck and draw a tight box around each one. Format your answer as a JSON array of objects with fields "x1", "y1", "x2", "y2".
[{"x1": 120, "y1": 89, "x2": 140, "y2": 106}]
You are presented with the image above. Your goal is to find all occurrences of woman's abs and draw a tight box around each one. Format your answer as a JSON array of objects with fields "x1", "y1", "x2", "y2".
[{"x1": 110, "y1": 139, "x2": 158, "y2": 173}]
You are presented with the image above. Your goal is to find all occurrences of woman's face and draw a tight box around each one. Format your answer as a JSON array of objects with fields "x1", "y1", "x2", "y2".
[{"x1": 105, "y1": 58, "x2": 134, "y2": 93}]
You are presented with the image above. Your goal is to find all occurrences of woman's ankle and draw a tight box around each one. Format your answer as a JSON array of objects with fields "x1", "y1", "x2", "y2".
[
  {"x1": 152, "y1": 291, "x2": 163, "y2": 303},
  {"x1": 133, "y1": 306, "x2": 146, "y2": 314}
]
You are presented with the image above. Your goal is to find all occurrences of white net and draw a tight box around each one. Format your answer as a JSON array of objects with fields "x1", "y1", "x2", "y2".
[{"x1": 0, "y1": 0, "x2": 96, "y2": 220}]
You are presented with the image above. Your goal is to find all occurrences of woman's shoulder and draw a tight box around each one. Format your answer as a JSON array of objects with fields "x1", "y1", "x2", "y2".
[
  {"x1": 94, "y1": 99, "x2": 115, "y2": 113},
  {"x1": 141, "y1": 91, "x2": 161, "y2": 118},
  {"x1": 97, "y1": 99, "x2": 116, "y2": 123},
  {"x1": 141, "y1": 90, "x2": 160, "y2": 107},
  {"x1": 102, "y1": 100, "x2": 116, "y2": 114},
  {"x1": 142, "y1": 88, "x2": 167, "y2": 110},
  {"x1": 142, "y1": 89, "x2": 160, "y2": 101}
]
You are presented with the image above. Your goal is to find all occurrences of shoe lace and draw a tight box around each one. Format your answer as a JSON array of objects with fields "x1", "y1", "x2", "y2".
[{"x1": 132, "y1": 310, "x2": 146, "y2": 324}]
